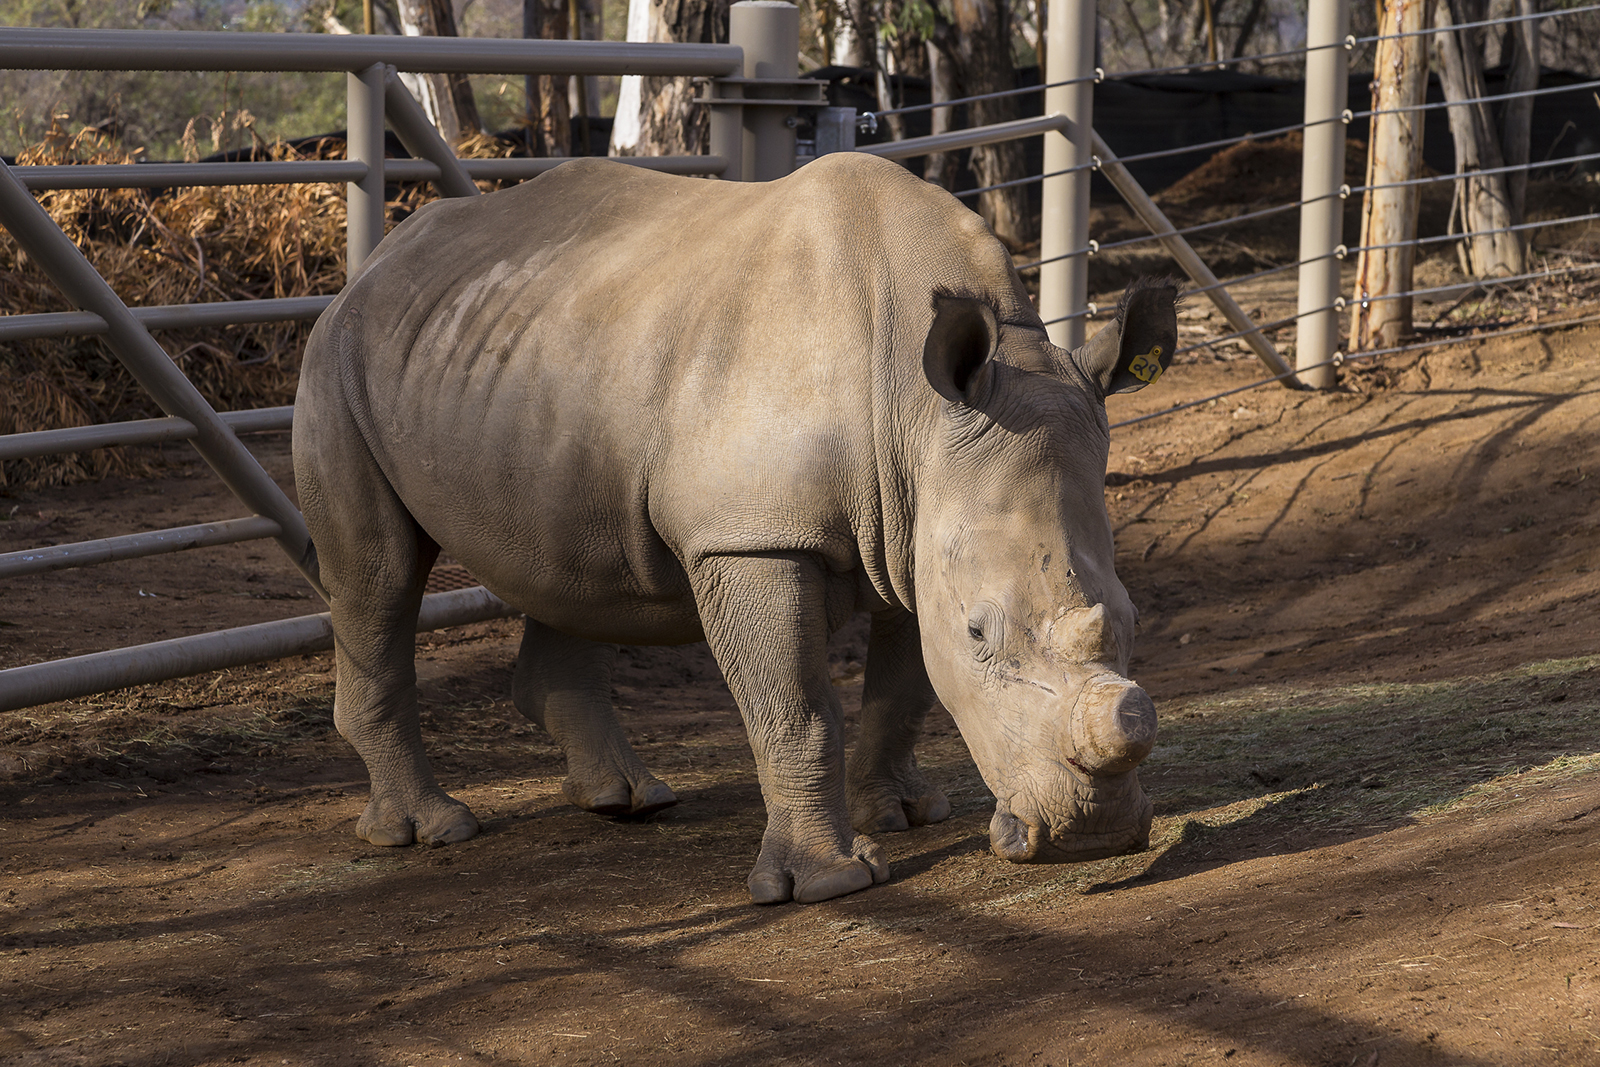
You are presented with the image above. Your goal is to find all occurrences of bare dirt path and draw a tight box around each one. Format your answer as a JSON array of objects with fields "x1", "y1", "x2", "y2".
[{"x1": 4, "y1": 320, "x2": 1600, "y2": 1066}]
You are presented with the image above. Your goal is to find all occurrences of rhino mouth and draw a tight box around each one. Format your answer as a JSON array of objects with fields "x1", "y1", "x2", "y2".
[{"x1": 988, "y1": 771, "x2": 1154, "y2": 863}]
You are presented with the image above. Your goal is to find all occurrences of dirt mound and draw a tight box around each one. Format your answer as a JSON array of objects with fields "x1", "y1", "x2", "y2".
[{"x1": 1157, "y1": 131, "x2": 1367, "y2": 209}]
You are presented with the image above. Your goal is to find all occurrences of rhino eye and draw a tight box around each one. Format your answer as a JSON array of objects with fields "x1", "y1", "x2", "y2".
[{"x1": 967, "y1": 604, "x2": 1002, "y2": 660}]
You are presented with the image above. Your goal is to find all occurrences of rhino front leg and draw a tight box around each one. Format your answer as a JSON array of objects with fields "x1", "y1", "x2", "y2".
[
  {"x1": 846, "y1": 610, "x2": 952, "y2": 834},
  {"x1": 512, "y1": 620, "x2": 677, "y2": 817},
  {"x1": 692, "y1": 553, "x2": 889, "y2": 904}
]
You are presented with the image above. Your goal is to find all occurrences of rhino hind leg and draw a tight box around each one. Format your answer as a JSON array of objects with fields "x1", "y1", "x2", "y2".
[
  {"x1": 295, "y1": 423, "x2": 479, "y2": 848},
  {"x1": 846, "y1": 610, "x2": 952, "y2": 835},
  {"x1": 512, "y1": 620, "x2": 677, "y2": 818}
]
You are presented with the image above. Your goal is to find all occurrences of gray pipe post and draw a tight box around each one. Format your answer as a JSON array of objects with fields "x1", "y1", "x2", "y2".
[
  {"x1": 730, "y1": 1, "x2": 798, "y2": 181},
  {"x1": 1295, "y1": 0, "x2": 1349, "y2": 389},
  {"x1": 708, "y1": 80, "x2": 745, "y2": 180},
  {"x1": 1040, "y1": 0, "x2": 1095, "y2": 349},
  {"x1": 347, "y1": 62, "x2": 387, "y2": 275}
]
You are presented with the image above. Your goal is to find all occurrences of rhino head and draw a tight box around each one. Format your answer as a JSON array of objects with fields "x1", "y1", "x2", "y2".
[{"x1": 911, "y1": 279, "x2": 1177, "y2": 863}]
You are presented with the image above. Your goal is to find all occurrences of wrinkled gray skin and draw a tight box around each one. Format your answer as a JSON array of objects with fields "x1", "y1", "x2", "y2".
[{"x1": 292, "y1": 152, "x2": 1175, "y2": 905}]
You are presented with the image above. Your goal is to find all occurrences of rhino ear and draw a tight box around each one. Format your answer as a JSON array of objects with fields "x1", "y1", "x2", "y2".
[
  {"x1": 1073, "y1": 278, "x2": 1180, "y2": 395},
  {"x1": 924, "y1": 295, "x2": 999, "y2": 404}
]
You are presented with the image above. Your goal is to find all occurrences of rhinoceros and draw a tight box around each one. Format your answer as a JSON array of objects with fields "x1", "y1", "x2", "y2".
[{"x1": 292, "y1": 151, "x2": 1176, "y2": 904}]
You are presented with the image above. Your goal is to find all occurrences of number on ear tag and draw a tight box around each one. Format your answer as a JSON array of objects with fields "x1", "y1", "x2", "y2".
[{"x1": 1127, "y1": 345, "x2": 1164, "y2": 385}]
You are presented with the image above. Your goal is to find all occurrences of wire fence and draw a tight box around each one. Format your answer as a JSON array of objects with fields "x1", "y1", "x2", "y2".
[
  {"x1": 5, "y1": 7, "x2": 1600, "y2": 714},
  {"x1": 1352, "y1": 0, "x2": 1600, "y2": 47},
  {"x1": 862, "y1": 0, "x2": 1600, "y2": 426}
]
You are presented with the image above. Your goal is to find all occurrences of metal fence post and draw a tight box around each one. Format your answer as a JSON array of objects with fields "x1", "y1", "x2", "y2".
[
  {"x1": 1295, "y1": 0, "x2": 1349, "y2": 389},
  {"x1": 1041, "y1": 0, "x2": 1094, "y2": 349},
  {"x1": 708, "y1": 81, "x2": 745, "y2": 180},
  {"x1": 814, "y1": 107, "x2": 857, "y2": 155},
  {"x1": 347, "y1": 61, "x2": 387, "y2": 275},
  {"x1": 729, "y1": 1, "x2": 798, "y2": 182}
]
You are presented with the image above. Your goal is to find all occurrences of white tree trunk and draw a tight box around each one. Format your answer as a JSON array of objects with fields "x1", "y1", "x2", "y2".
[
  {"x1": 1351, "y1": 0, "x2": 1434, "y2": 350},
  {"x1": 924, "y1": 39, "x2": 957, "y2": 188},
  {"x1": 396, "y1": 0, "x2": 483, "y2": 144},
  {"x1": 608, "y1": 0, "x2": 651, "y2": 154},
  {"x1": 1433, "y1": 0, "x2": 1524, "y2": 276},
  {"x1": 1500, "y1": 0, "x2": 1541, "y2": 220}
]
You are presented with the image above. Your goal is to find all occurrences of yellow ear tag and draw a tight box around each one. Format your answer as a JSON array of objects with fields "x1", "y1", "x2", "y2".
[{"x1": 1127, "y1": 344, "x2": 1165, "y2": 384}]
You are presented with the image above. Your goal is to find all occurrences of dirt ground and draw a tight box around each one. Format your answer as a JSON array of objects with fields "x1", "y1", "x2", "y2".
[{"x1": 7, "y1": 306, "x2": 1600, "y2": 1066}]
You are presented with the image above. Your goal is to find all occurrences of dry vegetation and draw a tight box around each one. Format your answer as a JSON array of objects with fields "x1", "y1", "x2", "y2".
[{"x1": 0, "y1": 119, "x2": 350, "y2": 488}]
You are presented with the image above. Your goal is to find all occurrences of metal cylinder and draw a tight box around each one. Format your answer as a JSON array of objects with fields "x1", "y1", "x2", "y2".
[
  {"x1": 347, "y1": 62, "x2": 387, "y2": 276},
  {"x1": 1040, "y1": 0, "x2": 1094, "y2": 349},
  {"x1": 814, "y1": 106, "x2": 857, "y2": 156},
  {"x1": 1295, "y1": 0, "x2": 1349, "y2": 389},
  {"x1": 730, "y1": 1, "x2": 798, "y2": 182},
  {"x1": 708, "y1": 82, "x2": 745, "y2": 180}
]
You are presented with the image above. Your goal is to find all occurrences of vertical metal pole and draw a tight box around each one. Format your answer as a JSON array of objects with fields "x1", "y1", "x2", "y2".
[
  {"x1": 730, "y1": 1, "x2": 798, "y2": 182},
  {"x1": 347, "y1": 62, "x2": 387, "y2": 277},
  {"x1": 1295, "y1": 0, "x2": 1349, "y2": 389},
  {"x1": 708, "y1": 83, "x2": 745, "y2": 180},
  {"x1": 1041, "y1": 0, "x2": 1094, "y2": 349},
  {"x1": 814, "y1": 107, "x2": 857, "y2": 155}
]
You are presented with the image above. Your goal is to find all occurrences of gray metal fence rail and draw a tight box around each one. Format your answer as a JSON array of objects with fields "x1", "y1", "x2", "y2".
[
  {"x1": 0, "y1": 28, "x2": 751, "y2": 713},
  {"x1": 5, "y1": 0, "x2": 1593, "y2": 711}
]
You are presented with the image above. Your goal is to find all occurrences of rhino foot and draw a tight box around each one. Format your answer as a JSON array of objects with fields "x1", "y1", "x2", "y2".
[
  {"x1": 748, "y1": 831, "x2": 889, "y2": 905},
  {"x1": 848, "y1": 777, "x2": 952, "y2": 835},
  {"x1": 356, "y1": 790, "x2": 480, "y2": 847},
  {"x1": 563, "y1": 770, "x2": 678, "y2": 819}
]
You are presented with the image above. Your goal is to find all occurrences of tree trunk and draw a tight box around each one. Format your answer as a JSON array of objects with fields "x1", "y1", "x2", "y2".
[
  {"x1": 396, "y1": 0, "x2": 483, "y2": 144},
  {"x1": 1499, "y1": 0, "x2": 1540, "y2": 222},
  {"x1": 611, "y1": 0, "x2": 729, "y2": 157},
  {"x1": 1433, "y1": 0, "x2": 1523, "y2": 276},
  {"x1": 1350, "y1": 0, "x2": 1434, "y2": 350},
  {"x1": 939, "y1": 0, "x2": 1034, "y2": 249},
  {"x1": 924, "y1": 38, "x2": 957, "y2": 189},
  {"x1": 833, "y1": 0, "x2": 876, "y2": 66},
  {"x1": 523, "y1": 0, "x2": 571, "y2": 157},
  {"x1": 569, "y1": 0, "x2": 602, "y2": 153}
]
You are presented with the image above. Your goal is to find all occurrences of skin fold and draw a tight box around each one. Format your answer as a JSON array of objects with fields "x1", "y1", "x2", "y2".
[{"x1": 292, "y1": 153, "x2": 1177, "y2": 904}]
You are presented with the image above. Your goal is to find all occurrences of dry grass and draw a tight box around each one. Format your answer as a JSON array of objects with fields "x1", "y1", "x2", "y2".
[
  {"x1": 0, "y1": 116, "x2": 499, "y2": 490},
  {"x1": 0, "y1": 119, "x2": 351, "y2": 488}
]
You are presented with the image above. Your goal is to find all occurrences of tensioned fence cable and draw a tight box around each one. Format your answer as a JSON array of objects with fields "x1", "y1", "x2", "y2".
[
  {"x1": 1107, "y1": 119, "x2": 1315, "y2": 168},
  {"x1": 1100, "y1": 37, "x2": 1357, "y2": 80},
  {"x1": 1097, "y1": 198, "x2": 1313, "y2": 254},
  {"x1": 1354, "y1": 1, "x2": 1600, "y2": 46},
  {"x1": 1162, "y1": 262, "x2": 1599, "y2": 360},
  {"x1": 1343, "y1": 211, "x2": 1600, "y2": 258},
  {"x1": 1349, "y1": 261, "x2": 1600, "y2": 307},
  {"x1": 954, "y1": 116, "x2": 1329, "y2": 200},
  {"x1": 1356, "y1": 76, "x2": 1600, "y2": 122},
  {"x1": 1110, "y1": 310, "x2": 1600, "y2": 430},
  {"x1": 955, "y1": 161, "x2": 1095, "y2": 200},
  {"x1": 865, "y1": 72, "x2": 1100, "y2": 121},
  {"x1": 863, "y1": 35, "x2": 1362, "y2": 122},
  {"x1": 1173, "y1": 262, "x2": 1600, "y2": 358},
  {"x1": 1014, "y1": 195, "x2": 1325, "y2": 272},
  {"x1": 1348, "y1": 150, "x2": 1600, "y2": 197}
]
